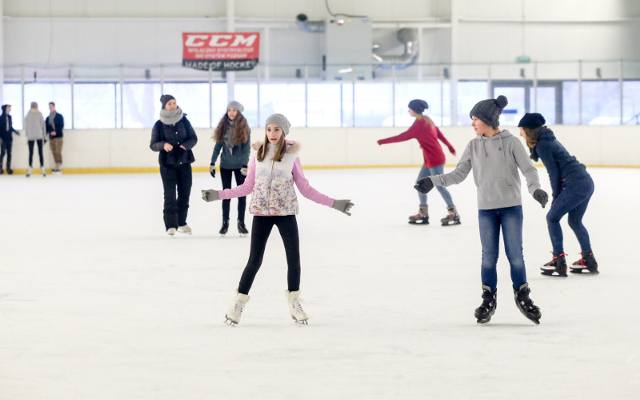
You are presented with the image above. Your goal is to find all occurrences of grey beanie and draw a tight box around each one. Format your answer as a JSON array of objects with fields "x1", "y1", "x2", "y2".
[
  {"x1": 265, "y1": 113, "x2": 291, "y2": 136},
  {"x1": 469, "y1": 95, "x2": 508, "y2": 128},
  {"x1": 160, "y1": 94, "x2": 176, "y2": 109},
  {"x1": 227, "y1": 100, "x2": 244, "y2": 113}
]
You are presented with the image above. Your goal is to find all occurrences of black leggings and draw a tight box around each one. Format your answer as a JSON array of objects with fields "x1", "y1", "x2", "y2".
[
  {"x1": 160, "y1": 164, "x2": 192, "y2": 230},
  {"x1": 28, "y1": 140, "x2": 45, "y2": 167},
  {"x1": 0, "y1": 138, "x2": 12, "y2": 169},
  {"x1": 221, "y1": 167, "x2": 247, "y2": 222},
  {"x1": 238, "y1": 215, "x2": 301, "y2": 295}
]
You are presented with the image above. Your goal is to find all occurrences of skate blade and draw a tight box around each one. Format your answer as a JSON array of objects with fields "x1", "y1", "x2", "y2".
[
  {"x1": 408, "y1": 220, "x2": 429, "y2": 225},
  {"x1": 224, "y1": 316, "x2": 238, "y2": 327},
  {"x1": 292, "y1": 317, "x2": 309, "y2": 326},
  {"x1": 441, "y1": 221, "x2": 461, "y2": 227},
  {"x1": 540, "y1": 269, "x2": 567, "y2": 277},
  {"x1": 569, "y1": 267, "x2": 599, "y2": 274}
]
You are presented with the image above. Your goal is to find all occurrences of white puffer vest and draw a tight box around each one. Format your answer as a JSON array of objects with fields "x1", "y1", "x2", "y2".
[{"x1": 250, "y1": 141, "x2": 301, "y2": 216}]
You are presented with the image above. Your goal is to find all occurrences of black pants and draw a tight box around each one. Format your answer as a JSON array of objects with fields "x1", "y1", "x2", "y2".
[
  {"x1": 28, "y1": 140, "x2": 45, "y2": 167},
  {"x1": 238, "y1": 215, "x2": 301, "y2": 295},
  {"x1": 220, "y1": 167, "x2": 247, "y2": 222},
  {"x1": 160, "y1": 164, "x2": 192, "y2": 230},
  {"x1": 0, "y1": 138, "x2": 12, "y2": 169}
]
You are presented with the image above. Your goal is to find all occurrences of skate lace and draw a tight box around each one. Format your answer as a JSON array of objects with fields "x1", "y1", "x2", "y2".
[{"x1": 291, "y1": 299, "x2": 305, "y2": 315}]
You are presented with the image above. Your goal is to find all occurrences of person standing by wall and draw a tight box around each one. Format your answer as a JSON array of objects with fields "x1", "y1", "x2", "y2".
[
  {"x1": 45, "y1": 102, "x2": 64, "y2": 174},
  {"x1": 24, "y1": 102, "x2": 47, "y2": 177},
  {"x1": 0, "y1": 104, "x2": 21, "y2": 175}
]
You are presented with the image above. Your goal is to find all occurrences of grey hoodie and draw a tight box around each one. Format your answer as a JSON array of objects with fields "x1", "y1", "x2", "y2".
[
  {"x1": 24, "y1": 109, "x2": 46, "y2": 141},
  {"x1": 430, "y1": 129, "x2": 541, "y2": 210}
]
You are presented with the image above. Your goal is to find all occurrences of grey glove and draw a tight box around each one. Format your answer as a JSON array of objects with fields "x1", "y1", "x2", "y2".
[
  {"x1": 533, "y1": 189, "x2": 549, "y2": 208},
  {"x1": 240, "y1": 166, "x2": 248, "y2": 176},
  {"x1": 201, "y1": 189, "x2": 220, "y2": 202},
  {"x1": 332, "y1": 199, "x2": 354, "y2": 216}
]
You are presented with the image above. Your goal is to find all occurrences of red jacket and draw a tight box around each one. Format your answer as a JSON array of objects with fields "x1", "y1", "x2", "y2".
[{"x1": 377, "y1": 118, "x2": 455, "y2": 168}]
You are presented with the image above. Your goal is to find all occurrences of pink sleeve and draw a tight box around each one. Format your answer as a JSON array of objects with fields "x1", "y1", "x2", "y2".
[
  {"x1": 218, "y1": 157, "x2": 256, "y2": 200},
  {"x1": 292, "y1": 158, "x2": 335, "y2": 207}
]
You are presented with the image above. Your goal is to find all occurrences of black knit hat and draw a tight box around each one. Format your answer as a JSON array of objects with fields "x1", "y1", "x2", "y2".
[
  {"x1": 469, "y1": 95, "x2": 508, "y2": 128},
  {"x1": 518, "y1": 113, "x2": 546, "y2": 129},
  {"x1": 160, "y1": 94, "x2": 176, "y2": 109},
  {"x1": 408, "y1": 99, "x2": 428, "y2": 114}
]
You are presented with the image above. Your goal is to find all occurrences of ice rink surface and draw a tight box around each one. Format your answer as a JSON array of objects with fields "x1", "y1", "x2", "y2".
[{"x1": 1, "y1": 167, "x2": 638, "y2": 400}]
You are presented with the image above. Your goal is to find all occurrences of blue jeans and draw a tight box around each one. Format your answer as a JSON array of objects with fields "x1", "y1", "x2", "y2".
[
  {"x1": 546, "y1": 175, "x2": 594, "y2": 255},
  {"x1": 478, "y1": 206, "x2": 527, "y2": 292},
  {"x1": 416, "y1": 164, "x2": 454, "y2": 208}
]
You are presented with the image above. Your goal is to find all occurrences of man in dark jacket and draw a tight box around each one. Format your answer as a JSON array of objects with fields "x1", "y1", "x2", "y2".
[
  {"x1": 150, "y1": 94, "x2": 198, "y2": 235},
  {"x1": 45, "y1": 102, "x2": 65, "y2": 173},
  {"x1": 0, "y1": 104, "x2": 21, "y2": 175}
]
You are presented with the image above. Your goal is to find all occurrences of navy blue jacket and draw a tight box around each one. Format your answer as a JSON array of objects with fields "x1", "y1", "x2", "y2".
[
  {"x1": 531, "y1": 128, "x2": 589, "y2": 199},
  {"x1": 0, "y1": 113, "x2": 19, "y2": 141},
  {"x1": 45, "y1": 113, "x2": 64, "y2": 138}
]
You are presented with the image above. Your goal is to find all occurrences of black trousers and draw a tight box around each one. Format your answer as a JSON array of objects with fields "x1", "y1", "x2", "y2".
[
  {"x1": 238, "y1": 215, "x2": 301, "y2": 295},
  {"x1": 28, "y1": 140, "x2": 45, "y2": 167},
  {"x1": 160, "y1": 164, "x2": 192, "y2": 230},
  {"x1": 0, "y1": 138, "x2": 12, "y2": 169},
  {"x1": 220, "y1": 167, "x2": 247, "y2": 222}
]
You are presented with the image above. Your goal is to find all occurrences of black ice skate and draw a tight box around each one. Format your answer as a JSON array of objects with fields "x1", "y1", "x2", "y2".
[
  {"x1": 475, "y1": 285, "x2": 497, "y2": 324},
  {"x1": 514, "y1": 283, "x2": 541, "y2": 325},
  {"x1": 219, "y1": 220, "x2": 229, "y2": 235},
  {"x1": 570, "y1": 252, "x2": 599, "y2": 274},
  {"x1": 541, "y1": 252, "x2": 567, "y2": 277},
  {"x1": 237, "y1": 220, "x2": 249, "y2": 235},
  {"x1": 408, "y1": 206, "x2": 429, "y2": 225},
  {"x1": 440, "y1": 206, "x2": 461, "y2": 226}
]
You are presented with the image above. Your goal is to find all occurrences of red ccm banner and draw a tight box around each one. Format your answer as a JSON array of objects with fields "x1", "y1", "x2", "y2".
[{"x1": 182, "y1": 32, "x2": 260, "y2": 71}]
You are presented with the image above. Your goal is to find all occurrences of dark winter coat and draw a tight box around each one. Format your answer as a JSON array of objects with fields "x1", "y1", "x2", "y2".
[
  {"x1": 45, "y1": 113, "x2": 65, "y2": 138},
  {"x1": 150, "y1": 115, "x2": 198, "y2": 166},
  {"x1": 531, "y1": 128, "x2": 590, "y2": 199},
  {"x1": 0, "y1": 113, "x2": 19, "y2": 141}
]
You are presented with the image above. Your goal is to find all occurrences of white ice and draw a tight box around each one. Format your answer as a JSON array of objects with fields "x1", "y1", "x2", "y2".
[{"x1": 1, "y1": 168, "x2": 638, "y2": 400}]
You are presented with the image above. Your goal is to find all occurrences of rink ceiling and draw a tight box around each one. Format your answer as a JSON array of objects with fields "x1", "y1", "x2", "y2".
[{"x1": 0, "y1": 167, "x2": 638, "y2": 399}]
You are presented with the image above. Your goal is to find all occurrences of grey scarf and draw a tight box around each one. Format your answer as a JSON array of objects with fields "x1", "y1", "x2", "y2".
[
  {"x1": 159, "y1": 107, "x2": 184, "y2": 125},
  {"x1": 48, "y1": 111, "x2": 57, "y2": 130}
]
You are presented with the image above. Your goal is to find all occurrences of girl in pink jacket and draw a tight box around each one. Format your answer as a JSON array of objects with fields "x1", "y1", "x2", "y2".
[{"x1": 202, "y1": 113, "x2": 354, "y2": 326}]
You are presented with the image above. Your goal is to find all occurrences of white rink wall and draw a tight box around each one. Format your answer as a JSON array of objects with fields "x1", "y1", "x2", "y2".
[{"x1": 6, "y1": 126, "x2": 640, "y2": 171}]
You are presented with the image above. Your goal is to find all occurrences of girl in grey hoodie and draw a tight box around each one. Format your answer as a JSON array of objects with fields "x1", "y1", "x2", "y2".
[
  {"x1": 24, "y1": 102, "x2": 47, "y2": 177},
  {"x1": 415, "y1": 95, "x2": 548, "y2": 325}
]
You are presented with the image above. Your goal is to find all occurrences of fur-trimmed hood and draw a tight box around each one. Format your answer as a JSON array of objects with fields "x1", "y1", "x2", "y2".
[{"x1": 251, "y1": 140, "x2": 300, "y2": 154}]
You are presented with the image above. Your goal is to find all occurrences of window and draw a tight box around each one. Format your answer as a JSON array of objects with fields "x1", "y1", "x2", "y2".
[
  {"x1": 307, "y1": 83, "x2": 341, "y2": 127},
  {"x1": 122, "y1": 83, "x2": 161, "y2": 128},
  {"x1": 457, "y1": 81, "x2": 487, "y2": 126},
  {"x1": 623, "y1": 80, "x2": 640, "y2": 125},
  {"x1": 24, "y1": 83, "x2": 72, "y2": 128},
  {"x1": 163, "y1": 82, "x2": 210, "y2": 128},
  {"x1": 354, "y1": 82, "x2": 393, "y2": 127},
  {"x1": 260, "y1": 83, "x2": 306, "y2": 127},
  {"x1": 341, "y1": 82, "x2": 354, "y2": 127},
  {"x1": 74, "y1": 83, "x2": 117, "y2": 128},
  {"x1": 581, "y1": 81, "x2": 621, "y2": 125},
  {"x1": 235, "y1": 83, "x2": 258, "y2": 127},
  {"x1": 211, "y1": 83, "x2": 228, "y2": 126},
  {"x1": 3, "y1": 83, "x2": 23, "y2": 129}
]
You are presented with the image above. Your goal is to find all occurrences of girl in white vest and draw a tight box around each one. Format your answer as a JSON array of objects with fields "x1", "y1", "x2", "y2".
[{"x1": 202, "y1": 113, "x2": 354, "y2": 326}]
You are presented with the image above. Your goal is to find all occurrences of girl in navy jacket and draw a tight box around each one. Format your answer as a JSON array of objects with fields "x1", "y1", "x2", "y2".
[{"x1": 518, "y1": 113, "x2": 598, "y2": 276}]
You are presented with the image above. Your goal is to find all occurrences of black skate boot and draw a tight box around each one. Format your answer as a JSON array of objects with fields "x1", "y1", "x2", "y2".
[
  {"x1": 408, "y1": 206, "x2": 429, "y2": 225},
  {"x1": 540, "y1": 252, "x2": 568, "y2": 277},
  {"x1": 514, "y1": 283, "x2": 541, "y2": 324},
  {"x1": 474, "y1": 285, "x2": 497, "y2": 324},
  {"x1": 219, "y1": 220, "x2": 229, "y2": 235},
  {"x1": 570, "y1": 252, "x2": 599, "y2": 274},
  {"x1": 237, "y1": 220, "x2": 249, "y2": 235},
  {"x1": 440, "y1": 206, "x2": 461, "y2": 226}
]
